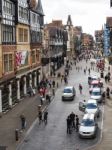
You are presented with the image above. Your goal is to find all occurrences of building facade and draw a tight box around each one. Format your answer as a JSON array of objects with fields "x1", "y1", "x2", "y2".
[
  {"x1": 0, "y1": 0, "x2": 44, "y2": 113},
  {"x1": 43, "y1": 20, "x2": 68, "y2": 76}
]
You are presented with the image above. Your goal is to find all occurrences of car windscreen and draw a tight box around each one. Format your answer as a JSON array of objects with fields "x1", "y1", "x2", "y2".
[
  {"x1": 64, "y1": 88, "x2": 72, "y2": 93},
  {"x1": 92, "y1": 91, "x2": 101, "y2": 96},
  {"x1": 86, "y1": 103, "x2": 97, "y2": 109},
  {"x1": 81, "y1": 119, "x2": 95, "y2": 126}
]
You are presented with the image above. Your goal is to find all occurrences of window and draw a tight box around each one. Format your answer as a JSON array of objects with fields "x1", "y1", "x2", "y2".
[
  {"x1": 36, "y1": 50, "x2": 40, "y2": 62},
  {"x1": 24, "y1": 29, "x2": 28, "y2": 42},
  {"x1": 18, "y1": 28, "x2": 28, "y2": 42},
  {"x1": 19, "y1": 6, "x2": 28, "y2": 22},
  {"x1": 4, "y1": 54, "x2": 13, "y2": 73},
  {"x1": 3, "y1": 0, "x2": 13, "y2": 15},
  {"x1": 2, "y1": 25, "x2": 15, "y2": 43},
  {"x1": 32, "y1": 51, "x2": 36, "y2": 64}
]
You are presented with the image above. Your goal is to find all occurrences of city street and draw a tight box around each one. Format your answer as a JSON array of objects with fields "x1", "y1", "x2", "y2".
[{"x1": 17, "y1": 60, "x2": 104, "y2": 150}]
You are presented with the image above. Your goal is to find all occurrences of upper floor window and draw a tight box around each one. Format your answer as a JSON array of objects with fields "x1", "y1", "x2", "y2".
[
  {"x1": 3, "y1": 0, "x2": 14, "y2": 16},
  {"x1": 3, "y1": 53, "x2": 13, "y2": 73},
  {"x1": 2, "y1": 25, "x2": 16, "y2": 43},
  {"x1": 18, "y1": 28, "x2": 28, "y2": 43},
  {"x1": 18, "y1": 6, "x2": 29, "y2": 23}
]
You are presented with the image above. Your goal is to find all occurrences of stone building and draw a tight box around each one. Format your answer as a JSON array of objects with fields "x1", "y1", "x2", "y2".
[
  {"x1": 0, "y1": 0, "x2": 44, "y2": 113},
  {"x1": 42, "y1": 20, "x2": 68, "y2": 77}
]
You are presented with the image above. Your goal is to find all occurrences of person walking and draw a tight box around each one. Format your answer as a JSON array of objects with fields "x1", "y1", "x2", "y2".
[
  {"x1": 66, "y1": 116, "x2": 72, "y2": 134},
  {"x1": 84, "y1": 69, "x2": 86, "y2": 74},
  {"x1": 106, "y1": 87, "x2": 110, "y2": 98},
  {"x1": 43, "y1": 111, "x2": 48, "y2": 125},
  {"x1": 79, "y1": 84, "x2": 83, "y2": 94},
  {"x1": 20, "y1": 114, "x2": 26, "y2": 130},
  {"x1": 88, "y1": 68, "x2": 90, "y2": 75},
  {"x1": 52, "y1": 80, "x2": 55, "y2": 88},
  {"x1": 69, "y1": 112, "x2": 76, "y2": 129},
  {"x1": 76, "y1": 115, "x2": 79, "y2": 132},
  {"x1": 38, "y1": 110, "x2": 42, "y2": 125}
]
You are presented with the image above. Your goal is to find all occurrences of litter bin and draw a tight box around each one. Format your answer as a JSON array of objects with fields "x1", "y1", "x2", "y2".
[{"x1": 100, "y1": 72, "x2": 104, "y2": 78}]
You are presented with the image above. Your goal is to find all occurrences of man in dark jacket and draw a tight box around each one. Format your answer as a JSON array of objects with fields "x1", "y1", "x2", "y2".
[{"x1": 66, "y1": 116, "x2": 72, "y2": 134}]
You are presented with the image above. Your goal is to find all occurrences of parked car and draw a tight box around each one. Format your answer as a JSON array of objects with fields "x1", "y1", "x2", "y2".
[
  {"x1": 88, "y1": 75, "x2": 99, "y2": 85},
  {"x1": 90, "y1": 88, "x2": 102, "y2": 103},
  {"x1": 79, "y1": 113, "x2": 98, "y2": 138},
  {"x1": 62, "y1": 86, "x2": 76, "y2": 101},
  {"x1": 89, "y1": 80, "x2": 100, "y2": 94},
  {"x1": 79, "y1": 99, "x2": 100, "y2": 118}
]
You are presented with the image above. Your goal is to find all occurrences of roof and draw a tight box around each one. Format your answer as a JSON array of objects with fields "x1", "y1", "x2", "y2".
[
  {"x1": 36, "y1": 0, "x2": 44, "y2": 15},
  {"x1": 29, "y1": 0, "x2": 44, "y2": 15},
  {"x1": 64, "y1": 86, "x2": 74, "y2": 89},
  {"x1": 91, "y1": 80, "x2": 99, "y2": 84},
  {"x1": 106, "y1": 17, "x2": 112, "y2": 28},
  {"x1": 83, "y1": 113, "x2": 95, "y2": 120},
  {"x1": 67, "y1": 15, "x2": 72, "y2": 26},
  {"x1": 92, "y1": 88, "x2": 101, "y2": 92},
  {"x1": 87, "y1": 99, "x2": 97, "y2": 104}
]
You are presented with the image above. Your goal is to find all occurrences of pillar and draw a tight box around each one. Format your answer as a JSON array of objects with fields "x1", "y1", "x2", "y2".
[
  {"x1": 17, "y1": 79, "x2": 20, "y2": 100},
  {"x1": 29, "y1": 74, "x2": 32, "y2": 87},
  {"x1": 34, "y1": 72, "x2": 37, "y2": 87},
  {"x1": 0, "y1": 89, "x2": 2, "y2": 113},
  {"x1": 24, "y1": 77, "x2": 27, "y2": 95},
  {"x1": 9, "y1": 83, "x2": 12, "y2": 107}
]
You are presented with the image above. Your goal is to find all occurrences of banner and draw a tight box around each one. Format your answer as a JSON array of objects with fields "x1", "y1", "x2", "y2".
[{"x1": 16, "y1": 51, "x2": 28, "y2": 66}]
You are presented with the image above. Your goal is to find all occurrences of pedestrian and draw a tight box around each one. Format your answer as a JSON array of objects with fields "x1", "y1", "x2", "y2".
[
  {"x1": 106, "y1": 87, "x2": 110, "y2": 98},
  {"x1": 88, "y1": 68, "x2": 90, "y2": 75},
  {"x1": 38, "y1": 110, "x2": 42, "y2": 125},
  {"x1": 105, "y1": 75, "x2": 108, "y2": 83},
  {"x1": 52, "y1": 80, "x2": 55, "y2": 88},
  {"x1": 84, "y1": 69, "x2": 86, "y2": 74},
  {"x1": 43, "y1": 111, "x2": 48, "y2": 125},
  {"x1": 66, "y1": 116, "x2": 72, "y2": 134},
  {"x1": 69, "y1": 112, "x2": 76, "y2": 129},
  {"x1": 76, "y1": 115, "x2": 79, "y2": 132},
  {"x1": 79, "y1": 84, "x2": 83, "y2": 94},
  {"x1": 46, "y1": 94, "x2": 51, "y2": 103},
  {"x1": 40, "y1": 94, "x2": 44, "y2": 105},
  {"x1": 64, "y1": 75, "x2": 68, "y2": 84},
  {"x1": 20, "y1": 114, "x2": 26, "y2": 130}
]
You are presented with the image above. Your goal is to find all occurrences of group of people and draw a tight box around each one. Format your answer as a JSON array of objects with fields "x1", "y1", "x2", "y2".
[
  {"x1": 38, "y1": 110, "x2": 48, "y2": 125},
  {"x1": 66, "y1": 112, "x2": 80, "y2": 134}
]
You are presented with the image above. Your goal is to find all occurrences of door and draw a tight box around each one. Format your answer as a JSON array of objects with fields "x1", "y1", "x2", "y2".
[{"x1": 79, "y1": 102, "x2": 86, "y2": 112}]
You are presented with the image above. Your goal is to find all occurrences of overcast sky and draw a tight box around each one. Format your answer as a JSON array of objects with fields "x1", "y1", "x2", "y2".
[{"x1": 42, "y1": 0, "x2": 112, "y2": 36}]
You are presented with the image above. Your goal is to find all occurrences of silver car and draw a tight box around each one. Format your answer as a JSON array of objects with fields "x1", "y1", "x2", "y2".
[
  {"x1": 62, "y1": 86, "x2": 76, "y2": 101},
  {"x1": 79, "y1": 113, "x2": 98, "y2": 138}
]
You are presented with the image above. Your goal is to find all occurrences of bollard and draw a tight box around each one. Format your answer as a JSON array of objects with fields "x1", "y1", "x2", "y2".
[{"x1": 15, "y1": 129, "x2": 19, "y2": 141}]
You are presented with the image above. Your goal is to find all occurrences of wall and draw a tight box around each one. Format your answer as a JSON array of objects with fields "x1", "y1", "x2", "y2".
[{"x1": 0, "y1": 23, "x2": 2, "y2": 78}]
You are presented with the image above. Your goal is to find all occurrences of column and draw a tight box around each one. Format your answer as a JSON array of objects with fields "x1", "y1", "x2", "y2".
[
  {"x1": 0, "y1": 89, "x2": 2, "y2": 113},
  {"x1": 34, "y1": 72, "x2": 37, "y2": 87},
  {"x1": 29, "y1": 74, "x2": 32, "y2": 87},
  {"x1": 17, "y1": 79, "x2": 20, "y2": 100},
  {"x1": 24, "y1": 77, "x2": 27, "y2": 95},
  {"x1": 9, "y1": 83, "x2": 12, "y2": 107}
]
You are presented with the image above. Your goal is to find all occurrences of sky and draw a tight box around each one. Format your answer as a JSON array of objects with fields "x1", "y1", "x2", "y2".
[{"x1": 42, "y1": 0, "x2": 112, "y2": 36}]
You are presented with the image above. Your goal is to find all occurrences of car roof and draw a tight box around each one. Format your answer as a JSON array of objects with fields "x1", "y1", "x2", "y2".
[
  {"x1": 87, "y1": 99, "x2": 97, "y2": 104},
  {"x1": 92, "y1": 88, "x2": 101, "y2": 92},
  {"x1": 83, "y1": 113, "x2": 95, "y2": 120},
  {"x1": 64, "y1": 86, "x2": 73, "y2": 89},
  {"x1": 91, "y1": 80, "x2": 99, "y2": 84}
]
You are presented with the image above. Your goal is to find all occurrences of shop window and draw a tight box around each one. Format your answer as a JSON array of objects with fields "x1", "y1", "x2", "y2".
[{"x1": 4, "y1": 53, "x2": 13, "y2": 73}]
